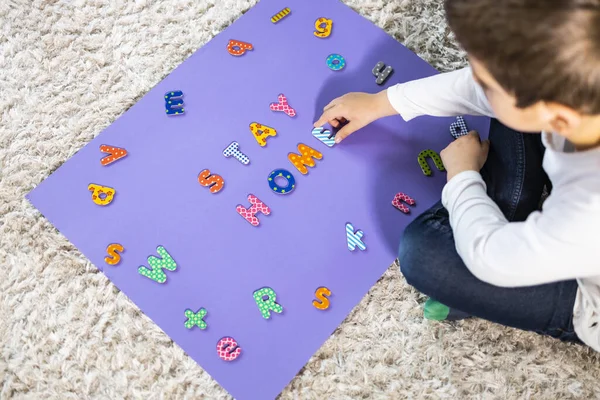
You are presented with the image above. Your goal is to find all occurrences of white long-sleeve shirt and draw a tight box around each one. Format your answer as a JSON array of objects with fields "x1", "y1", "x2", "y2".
[{"x1": 388, "y1": 67, "x2": 600, "y2": 351}]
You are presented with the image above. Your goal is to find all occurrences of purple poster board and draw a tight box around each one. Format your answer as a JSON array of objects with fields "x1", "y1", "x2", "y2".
[{"x1": 27, "y1": 0, "x2": 489, "y2": 398}]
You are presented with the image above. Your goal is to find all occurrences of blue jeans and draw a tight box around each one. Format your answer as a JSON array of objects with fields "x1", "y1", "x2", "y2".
[{"x1": 398, "y1": 119, "x2": 580, "y2": 343}]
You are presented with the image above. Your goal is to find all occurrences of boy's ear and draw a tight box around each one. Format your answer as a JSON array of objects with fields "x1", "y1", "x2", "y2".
[{"x1": 544, "y1": 102, "x2": 583, "y2": 137}]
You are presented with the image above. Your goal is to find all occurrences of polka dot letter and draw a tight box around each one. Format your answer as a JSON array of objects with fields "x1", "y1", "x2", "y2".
[
  {"x1": 184, "y1": 308, "x2": 208, "y2": 330},
  {"x1": 418, "y1": 149, "x2": 445, "y2": 176},
  {"x1": 288, "y1": 144, "x2": 323, "y2": 175},
  {"x1": 392, "y1": 192, "x2": 416, "y2": 214},
  {"x1": 227, "y1": 39, "x2": 253, "y2": 56},
  {"x1": 253, "y1": 287, "x2": 283, "y2": 319},
  {"x1": 216, "y1": 337, "x2": 242, "y2": 361},
  {"x1": 138, "y1": 246, "x2": 178, "y2": 284},
  {"x1": 100, "y1": 144, "x2": 128, "y2": 166}
]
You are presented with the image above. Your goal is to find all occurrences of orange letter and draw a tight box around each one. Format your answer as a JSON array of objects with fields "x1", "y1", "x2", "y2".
[
  {"x1": 105, "y1": 243, "x2": 124, "y2": 266},
  {"x1": 227, "y1": 39, "x2": 253, "y2": 56},
  {"x1": 288, "y1": 144, "x2": 323, "y2": 175},
  {"x1": 198, "y1": 169, "x2": 224, "y2": 193},
  {"x1": 100, "y1": 145, "x2": 128, "y2": 166},
  {"x1": 313, "y1": 287, "x2": 331, "y2": 310}
]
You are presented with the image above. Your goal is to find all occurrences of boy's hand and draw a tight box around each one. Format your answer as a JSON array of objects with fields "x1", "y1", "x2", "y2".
[
  {"x1": 313, "y1": 91, "x2": 397, "y2": 143},
  {"x1": 440, "y1": 131, "x2": 490, "y2": 182}
]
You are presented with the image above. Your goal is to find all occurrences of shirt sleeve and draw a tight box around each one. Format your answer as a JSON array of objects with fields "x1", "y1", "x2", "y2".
[
  {"x1": 387, "y1": 67, "x2": 494, "y2": 121},
  {"x1": 442, "y1": 171, "x2": 600, "y2": 287}
]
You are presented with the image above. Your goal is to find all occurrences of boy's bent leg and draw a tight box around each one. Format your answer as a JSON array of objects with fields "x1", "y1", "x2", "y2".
[
  {"x1": 480, "y1": 119, "x2": 550, "y2": 221},
  {"x1": 398, "y1": 201, "x2": 580, "y2": 342}
]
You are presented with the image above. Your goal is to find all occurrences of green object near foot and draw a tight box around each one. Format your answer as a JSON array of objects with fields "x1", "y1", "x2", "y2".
[{"x1": 424, "y1": 298, "x2": 450, "y2": 321}]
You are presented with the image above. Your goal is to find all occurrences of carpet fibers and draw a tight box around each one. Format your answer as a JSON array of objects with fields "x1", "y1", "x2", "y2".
[{"x1": 2, "y1": 0, "x2": 600, "y2": 398}]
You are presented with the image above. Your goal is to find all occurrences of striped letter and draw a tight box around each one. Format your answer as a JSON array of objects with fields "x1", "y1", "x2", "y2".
[
  {"x1": 288, "y1": 144, "x2": 323, "y2": 175},
  {"x1": 271, "y1": 7, "x2": 291, "y2": 23},
  {"x1": 312, "y1": 127, "x2": 335, "y2": 148},
  {"x1": 138, "y1": 246, "x2": 177, "y2": 284},
  {"x1": 346, "y1": 223, "x2": 367, "y2": 251}
]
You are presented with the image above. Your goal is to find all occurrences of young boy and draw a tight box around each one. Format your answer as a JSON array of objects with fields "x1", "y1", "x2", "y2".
[{"x1": 314, "y1": 0, "x2": 600, "y2": 351}]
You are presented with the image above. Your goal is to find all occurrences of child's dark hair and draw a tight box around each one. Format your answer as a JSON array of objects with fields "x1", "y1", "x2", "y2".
[{"x1": 445, "y1": 0, "x2": 600, "y2": 114}]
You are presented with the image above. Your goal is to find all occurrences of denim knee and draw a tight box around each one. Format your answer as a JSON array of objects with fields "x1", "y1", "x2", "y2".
[
  {"x1": 398, "y1": 205, "x2": 455, "y2": 296},
  {"x1": 398, "y1": 218, "x2": 431, "y2": 292}
]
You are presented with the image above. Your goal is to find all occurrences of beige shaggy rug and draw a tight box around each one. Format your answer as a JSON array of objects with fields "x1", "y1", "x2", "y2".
[{"x1": 2, "y1": 0, "x2": 600, "y2": 398}]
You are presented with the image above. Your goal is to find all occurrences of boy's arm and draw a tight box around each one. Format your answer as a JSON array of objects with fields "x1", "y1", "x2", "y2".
[
  {"x1": 387, "y1": 67, "x2": 494, "y2": 121},
  {"x1": 443, "y1": 172, "x2": 600, "y2": 287}
]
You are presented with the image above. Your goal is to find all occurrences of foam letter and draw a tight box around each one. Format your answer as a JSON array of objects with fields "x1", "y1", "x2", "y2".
[
  {"x1": 236, "y1": 194, "x2": 270, "y2": 226},
  {"x1": 372, "y1": 61, "x2": 393, "y2": 85},
  {"x1": 450, "y1": 116, "x2": 469, "y2": 139},
  {"x1": 269, "y1": 94, "x2": 296, "y2": 117},
  {"x1": 314, "y1": 17, "x2": 333, "y2": 38},
  {"x1": 346, "y1": 223, "x2": 367, "y2": 251},
  {"x1": 88, "y1": 183, "x2": 115, "y2": 206},
  {"x1": 104, "y1": 243, "x2": 124, "y2": 266},
  {"x1": 216, "y1": 337, "x2": 242, "y2": 361},
  {"x1": 268, "y1": 169, "x2": 296, "y2": 194},
  {"x1": 249, "y1": 122, "x2": 277, "y2": 147},
  {"x1": 184, "y1": 308, "x2": 208, "y2": 330},
  {"x1": 311, "y1": 127, "x2": 335, "y2": 148},
  {"x1": 165, "y1": 90, "x2": 185, "y2": 115},
  {"x1": 198, "y1": 169, "x2": 224, "y2": 193},
  {"x1": 223, "y1": 141, "x2": 250, "y2": 165},
  {"x1": 418, "y1": 149, "x2": 445, "y2": 176},
  {"x1": 227, "y1": 39, "x2": 253, "y2": 56},
  {"x1": 253, "y1": 287, "x2": 283, "y2": 319},
  {"x1": 288, "y1": 144, "x2": 323, "y2": 175},
  {"x1": 271, "y1": 7, "x2": 291, "y2": 23},
  {"x1": 100, "y1": 145, "x2": 128, "y2": 166},
  {"x1": 313, "y1": 287, "x2": 331, "y2": 310},
  {"x1": 138, "y1": 246, "x2": 177, "y2": 284},
  {"x1": 392, "y1": 192, "x2": 416, "y2": 214}
]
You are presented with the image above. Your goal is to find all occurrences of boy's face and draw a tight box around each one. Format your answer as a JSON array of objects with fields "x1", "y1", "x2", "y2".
[{"x1": 469, "y1": 57, "x2": 551, "y2": 133}]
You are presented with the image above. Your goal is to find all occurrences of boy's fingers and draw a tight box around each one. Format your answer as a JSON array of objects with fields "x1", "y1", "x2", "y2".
[
  {"x1": 314, "y1": 106, "x2": 344, "y2": 128},
  {"x1": 323, "y1": 98, "x2": 340, "y2": 111},
  {"x1": 334, "y1": 122, "x2": 356, "y2": 143},
  {"x1": 468, "y1": 130, "x2": 481, "y2": 140},
  {"x1": 482, "y1": 139, "x2": 490, "y2": 155}
]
